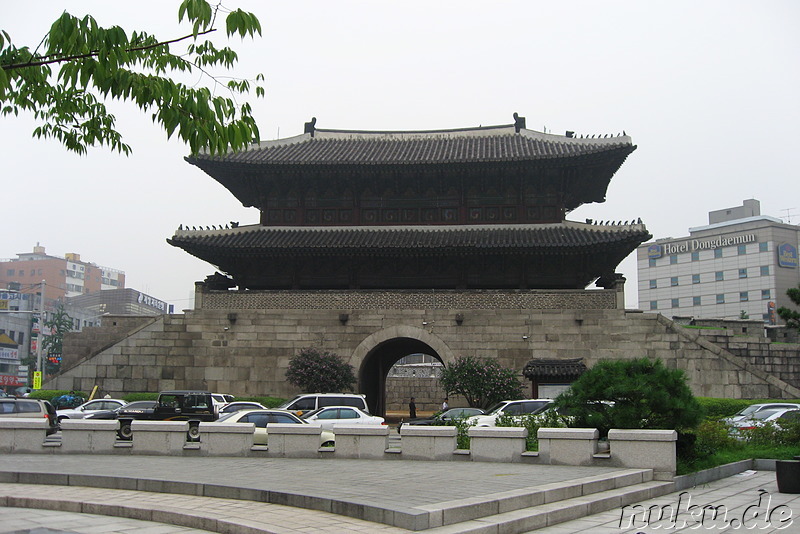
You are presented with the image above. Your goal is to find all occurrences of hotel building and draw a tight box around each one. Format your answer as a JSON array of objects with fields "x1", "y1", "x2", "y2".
[{"x1": 637, "y1": 200, "x2": 799, "y2": 322}]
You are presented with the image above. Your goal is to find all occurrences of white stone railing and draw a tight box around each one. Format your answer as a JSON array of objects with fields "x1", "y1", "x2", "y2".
[{"x1": 0, "y1": 419, "x2": 677, "y2": 477}]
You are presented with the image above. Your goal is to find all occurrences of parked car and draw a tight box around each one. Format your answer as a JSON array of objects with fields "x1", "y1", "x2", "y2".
[
  {"x1": 211, "y1": 393, "x2": 236, "y2": 413},
  {"x1": 213, "y1": 409, "x2": 335, "y2": 446},
  {"x1": 56, "y1": 398, "x2": 127, "y2": 422},
  {"x1": 301, "y1": 406, "x2": 385, "y2": 428},
  {"x1": 399, "y1": 407, "x2": 486, "y2": 432},
  {"x1": 116, "y1": 391, "x2": 217, "y2": 439},
  {"x1": 0, "y1": 397, "x2": 59, "y2": 435},
  {"x1": 219, "y1": 401, "x2": 267, "y2": 414},
  {"x1": 467, "y1": 399, "x2": 553, "y2": 427},
  {"x1": 722, "y1": 403, "x2": 800, "y2": 426},
  {"x1": 730, "y1": 407, "x2": 800, "y2": 437},
  {"x1": 84, "y1": 400, "x2": 159, "y2": 420},
  {"x1": 277, "y1": 393, "x2": 370, "y2": 416}
]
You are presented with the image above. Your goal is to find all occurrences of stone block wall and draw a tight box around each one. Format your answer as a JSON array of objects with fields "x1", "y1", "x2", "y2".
[{"x1": 49, "y1": 290, "x2": 800, "y2": 404}]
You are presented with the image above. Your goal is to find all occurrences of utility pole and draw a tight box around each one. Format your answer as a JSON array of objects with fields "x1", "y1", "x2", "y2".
[{"x1": 36, "y1": 279, "x2": 45, "y2": 385}]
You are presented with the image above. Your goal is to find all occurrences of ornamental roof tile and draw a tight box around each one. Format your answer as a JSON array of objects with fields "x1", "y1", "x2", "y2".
[
  {"x1": 523, "y1": 358, "x2": 587, "y2": 378},
  {"x1": 187, "y1": 124, "x2": 634, "y2": 167},
  {"x1": 168, "y1": 221, "x2": 651, "y2": 257}
]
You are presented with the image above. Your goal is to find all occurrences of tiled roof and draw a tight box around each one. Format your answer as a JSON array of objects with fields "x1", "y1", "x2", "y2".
[
  {"x1": 187, "y1": 125, "x2": 635, "y2": 167},
  {"x1": 523, "y1": 358, "x2": 587, "y2": 378},
  {"x1": 167, "y1": 221, "x2": 651, "y2": 258}
]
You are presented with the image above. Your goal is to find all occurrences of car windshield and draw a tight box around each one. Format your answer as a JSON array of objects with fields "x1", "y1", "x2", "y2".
[
  {"x1": 216, "y1": 412, "x2": 239, "y2": 423},
  {"x1": 301, "y1": 408, "x2": 323, "y2": 419},
  {"x1": 752, "y1": 409, "x2": 782, "y2": 420},
  {"x1": 735, "y1": 405, "x2": 763, "y2": 417},
  {"x1": 485, "y1": 402, "x2": 506, "y2": 415}
]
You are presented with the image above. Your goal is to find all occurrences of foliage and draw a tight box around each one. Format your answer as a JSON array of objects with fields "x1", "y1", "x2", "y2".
[
  {"x1": 741, "y1": 418, "x2": 800, "y2": 447},
  {"x1": 441, "y1": 414, "x2": 476, "y2": 449},
  {"x1": 0, "y1": 0, "x2": 263, "y2": 156},
  {"x1": 285, "y1": 347, "x2": 356, "y2": 393},
  {"x1": 554, "y1": 358, "x2": 702, "y2": 438},
  {"x1": 777, "y1": 285, "x2": 800, "y2": 332},
  {"x1": 496, "y1": 410, "x2": 567, "y2": 451},
  {"x1": 695, "y1": 397, "x2": 800, "y2": 420},
  {"x1": 41, "y1": 302, "x2": 74, "y2": 375},
  {"x1": 438, "y1": 355, "x2": 523, "y2": 410}
]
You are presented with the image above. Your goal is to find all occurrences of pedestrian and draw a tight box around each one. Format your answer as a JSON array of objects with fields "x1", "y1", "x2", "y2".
[
  {"x1": 441, "y1": 397, "x2": 449, "y2": 411},
  {"x1": 23, "y1": 388, "x2": 31, "y2": 397},
  {"x1": 409, "y1": 397, "x2": 417, "y2": 419}
]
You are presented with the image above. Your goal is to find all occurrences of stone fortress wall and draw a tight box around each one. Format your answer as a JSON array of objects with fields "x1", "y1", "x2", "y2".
[{"x1": 54, "y1": 288, "x2": 800, "y2": 403}]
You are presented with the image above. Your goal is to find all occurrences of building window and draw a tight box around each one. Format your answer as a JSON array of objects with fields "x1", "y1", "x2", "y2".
[
  {"x1": 5, "y1": 269, "x2": 13, "y2": 276},
  {"x1": 649, "y1": 258, "x2": 657, "y2": 267},
  {"x1": 760, "y1": 266, "x2": 769, "y2": 276},
  {"x1": 738, "y1": 268, "x2": 747, "y2": 279},
  {"x1": 715, "y1": 271, "x2": 724, "y2": 281},
  {"x1": 650, "y1": 301, "x2": 658, "y2": 310},
  {"x1": 714, "y1": 249, "x2": 723, "y2": 259},
  {"x1": 17, "y1": 332, "x2": 24, "y2": 345},
  {"x1": 762, "y1": 289, "x2": 771, "y2": 300},
  {"x1": 716, "y1": 294, "x2": 725, "y2": 304},
  {"x1": 669, "y1": 255, "x2": 678, "y2": 265},
  {"x1": 692, "y1": 274, "x2": 701, "y2": 284},
  {"x1": 693, "y1": 296, "x2": 701, "y2": 306},
  {"x1": 691, "y1": 251, "x2": 699, "y2": 261},
  {"x1": 740, "y1": 291, "x2": 749, "y2": 302},
  {"x1": 649, "y1": 280, "x2": 657, "y2": 289},
  {"x1": 671, "y1": 298, "x2": 680, "y2": 308},
  {"x1": 670, "y1": 277, "x2": 679, "y2": 287},
  {"x1": 737, "y1": 244, "x2": 747, "y2": 255},
  {"x1": 759, "y1": 242, "x2": 768, "y2": 252}
]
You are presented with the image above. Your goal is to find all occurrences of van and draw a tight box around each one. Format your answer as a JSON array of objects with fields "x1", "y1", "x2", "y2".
[
  {"x1": 277, "y1": 393, "x2": 369, "y2": 415},
  {"x1": 0, "y1": 398, "x2": 59, "y2": 435}
]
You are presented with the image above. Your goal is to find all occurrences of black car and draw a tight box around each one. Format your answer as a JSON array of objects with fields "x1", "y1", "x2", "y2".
[
  {"x1": 398, "y1": 407, "x2": 486, "y2": 432},
  {"x1": 84, "y1": 400, "x2": 158, "y2": 420},
  {"x1": 117, "y1": 391, "x2": 217, "y2": 439}
]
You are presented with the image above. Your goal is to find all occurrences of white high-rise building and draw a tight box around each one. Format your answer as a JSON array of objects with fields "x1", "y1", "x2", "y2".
[{"x1": 637, "y1": 200, "x2": 799, "y2": 322}]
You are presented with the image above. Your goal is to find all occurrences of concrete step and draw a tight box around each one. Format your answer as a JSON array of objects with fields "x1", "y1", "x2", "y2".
[
  {"x1": 425, "y1": 480, "x2": 675, "y2": 533},
  {"x1": 416, "y1": 468, "x2": 655, "y2": 527}
]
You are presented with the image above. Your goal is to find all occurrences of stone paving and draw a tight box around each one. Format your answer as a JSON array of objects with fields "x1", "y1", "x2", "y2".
[{"x1": 0, "y1": 455, "x2": 797, "y2": 533}]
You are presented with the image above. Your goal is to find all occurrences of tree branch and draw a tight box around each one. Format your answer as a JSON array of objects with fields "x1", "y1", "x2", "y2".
[{"x1": 2, "y1": 27, "x2": 217, "y2": 71}]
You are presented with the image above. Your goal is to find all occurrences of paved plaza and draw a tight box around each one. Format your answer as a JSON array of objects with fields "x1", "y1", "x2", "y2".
[{"x1": 0, "y1": 455, "x2": 796, "y2": 533}]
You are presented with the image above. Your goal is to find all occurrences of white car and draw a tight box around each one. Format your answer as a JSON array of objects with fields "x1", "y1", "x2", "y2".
[
  {"x1": 301, "y1": 406, "x2": 385, "y2": 428},
  {"x1": 722, "y1": 403, "x2": 800, "y2": 426},
  {"x1": 731, "y1": 408, "x2": 800, "y2": 436},
  {"x1": 219, "y1": 401, "x2": 267, "y2": 414},
  {"x1": 211, "y1": 393, "x2": 236, "y2": 413},
  {"x1": 56, "y1": 398, "x2": 126, "y2": 421},
  {"x1": 467, "y1": 399, "x2": 553, "y2": 427},
  {"x1": 213, "y1": 409, "x2": 335, "y2": 446}
]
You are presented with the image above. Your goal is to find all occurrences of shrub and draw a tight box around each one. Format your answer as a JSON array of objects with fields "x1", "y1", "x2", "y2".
[
  {"x1": 286, "y1": 347, "x2": 356, "y2": 393},
  {"x1": 496, "y1": 410, "x2": 567, "y2": 451},
  {"x1": 554, "y1": 358, "x2": 702, "y2": 437},
  {"x1": 438, "y1": 355, "x2": 523, "y2": 410},
  {"x1": 442, "y1": 414, "x2": 476, "y2": 449}
]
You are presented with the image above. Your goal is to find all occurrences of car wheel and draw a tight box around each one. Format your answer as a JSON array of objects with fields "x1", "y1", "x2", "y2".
[{"x1": 58, "y1": 416, "x2": 68, "y2": 422}]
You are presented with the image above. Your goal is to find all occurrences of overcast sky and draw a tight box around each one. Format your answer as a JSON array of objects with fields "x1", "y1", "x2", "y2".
[{"x1": 3, "y1": 1, "x2": 798, "y2": 310}]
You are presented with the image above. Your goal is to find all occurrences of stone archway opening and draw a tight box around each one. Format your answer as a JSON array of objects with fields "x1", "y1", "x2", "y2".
[{"x1": 359, "y1": 337, "x2": 443, "y2": 417}]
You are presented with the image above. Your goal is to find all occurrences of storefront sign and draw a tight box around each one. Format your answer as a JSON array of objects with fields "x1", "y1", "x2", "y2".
[
  {"x1": 0, "y1": 347, "x2": 19, "y2": 360},
  {"x1": 778, "y1": 243, "x2": 798, "y2": 268},
  {"x1": 137, "y1": 292, "x2": 167, "y2": 311},
  {"x1": 0, "y1": 374, "x2": 23, "y2": 386}
]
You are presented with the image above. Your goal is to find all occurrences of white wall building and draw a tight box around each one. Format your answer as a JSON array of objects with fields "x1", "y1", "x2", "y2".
[{"x1": 637, "y1": 200, "x2": 800, "y2": 322}]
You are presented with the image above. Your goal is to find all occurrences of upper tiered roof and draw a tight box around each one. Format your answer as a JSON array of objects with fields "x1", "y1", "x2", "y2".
[{"x1": 187, "y1": 123, "x2": 635, "y2": 167}]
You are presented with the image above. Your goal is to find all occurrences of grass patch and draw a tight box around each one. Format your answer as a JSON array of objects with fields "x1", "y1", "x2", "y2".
[{"x1": 678, "y1": 444, "x2": 800, "y2": 475}]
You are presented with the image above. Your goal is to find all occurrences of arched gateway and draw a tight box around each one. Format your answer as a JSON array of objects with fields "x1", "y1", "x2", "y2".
[{"x1": 352, "y1": 326, "x2": 454, "y2": 414}]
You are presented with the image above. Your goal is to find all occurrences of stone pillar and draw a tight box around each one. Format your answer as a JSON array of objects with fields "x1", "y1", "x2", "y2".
[
  {"x1": 537, "y1": 427, "x2": 598, "y2": 466},
  {"x1": 130, "y1": 421, "x2": 189, "y2": 455},
  {"x1": 194, "y1": 281, "x2": 205, "y2": 310},
  {"x1": 265, "y1": 423, "x2": 323, "y2": 458},
  {"x1": 400, "y1": 425, "x2": 458, "y2": 461},
  {"x1": 607, "y1": 429, "x2": 677, "y2": 480},
  {"x1": 0, "y1": 419, "x2": 50, "y2": 454},
  {"x1": 332, "y1": 424, "x2": 389, "y2": 459},
  {"x1": 198, "y1": 422, "x2": 255, "y2": 456},
  {"x1": 468, "y1": 427, "x2": 527, "y2": 462},
  {"x1": 60, "y1": 420, "x2": 119, "y2": 454}
]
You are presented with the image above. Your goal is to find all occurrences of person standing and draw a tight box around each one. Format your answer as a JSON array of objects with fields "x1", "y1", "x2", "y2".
[
  {"x1": 409, "y1": 397, "x2": 417, "y2": 419},
  {"x1": 441, "y1": 397, "x2": 449, "y2": 411}
]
